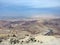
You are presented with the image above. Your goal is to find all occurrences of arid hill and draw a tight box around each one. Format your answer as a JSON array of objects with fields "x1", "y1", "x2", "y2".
[{"x1": 0, "y1": 18, "x2": 60, "y2": 35}]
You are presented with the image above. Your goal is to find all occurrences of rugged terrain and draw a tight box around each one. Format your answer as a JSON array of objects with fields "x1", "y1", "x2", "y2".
[
  {"x1": 0, "y1": 17, "x2": 60, "y2": 45},
  {"x1": 0, "y1": 17, "x2": 60, "y2": 35}
]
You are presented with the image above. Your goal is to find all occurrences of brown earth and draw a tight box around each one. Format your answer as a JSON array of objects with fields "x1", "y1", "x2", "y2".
[{"x1": 0, "y1": 18, "x2": 60, "y2": 36}]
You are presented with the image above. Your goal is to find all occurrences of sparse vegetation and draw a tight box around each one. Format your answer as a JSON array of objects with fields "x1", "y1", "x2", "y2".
[
  {"x1": 10, "y1": 38, "x2": 19, "y2": 44},
  {"x1": 20, "y1": 40, "x2": 24, "y2": 44},
  {"x1": 0, "y1": 18, "x2": 60, "y2": 45},
  {"x1": 29, "y1": 37, "x2": 37, "y2": 42},
  {"x1": 12, "y1": 34, "x2": 16, "y2": 37},
  {"x1": 30, "y1": 37, "x2": 35, "y2": 42},
  {"x1": 25, "y1": 34, "x2": 29, "y2": 36},
  {"x1": 0, "y1": 39, "x2": 2, "y2": 43}
]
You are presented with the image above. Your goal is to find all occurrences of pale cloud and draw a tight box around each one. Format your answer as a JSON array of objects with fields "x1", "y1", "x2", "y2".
[{"x1": 0, "y1": 0, "x2": 60, "y2": 8}]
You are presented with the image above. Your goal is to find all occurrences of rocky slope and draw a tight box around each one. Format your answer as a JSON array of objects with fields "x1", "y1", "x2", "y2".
[{"x1": 0, "y1": 18, "x2": 60, "y2": 35}]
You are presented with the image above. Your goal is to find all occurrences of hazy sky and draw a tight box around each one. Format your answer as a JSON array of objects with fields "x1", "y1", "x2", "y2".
[{"x1": 0, "y1": 0, "x2": 60, "y2": 16}]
